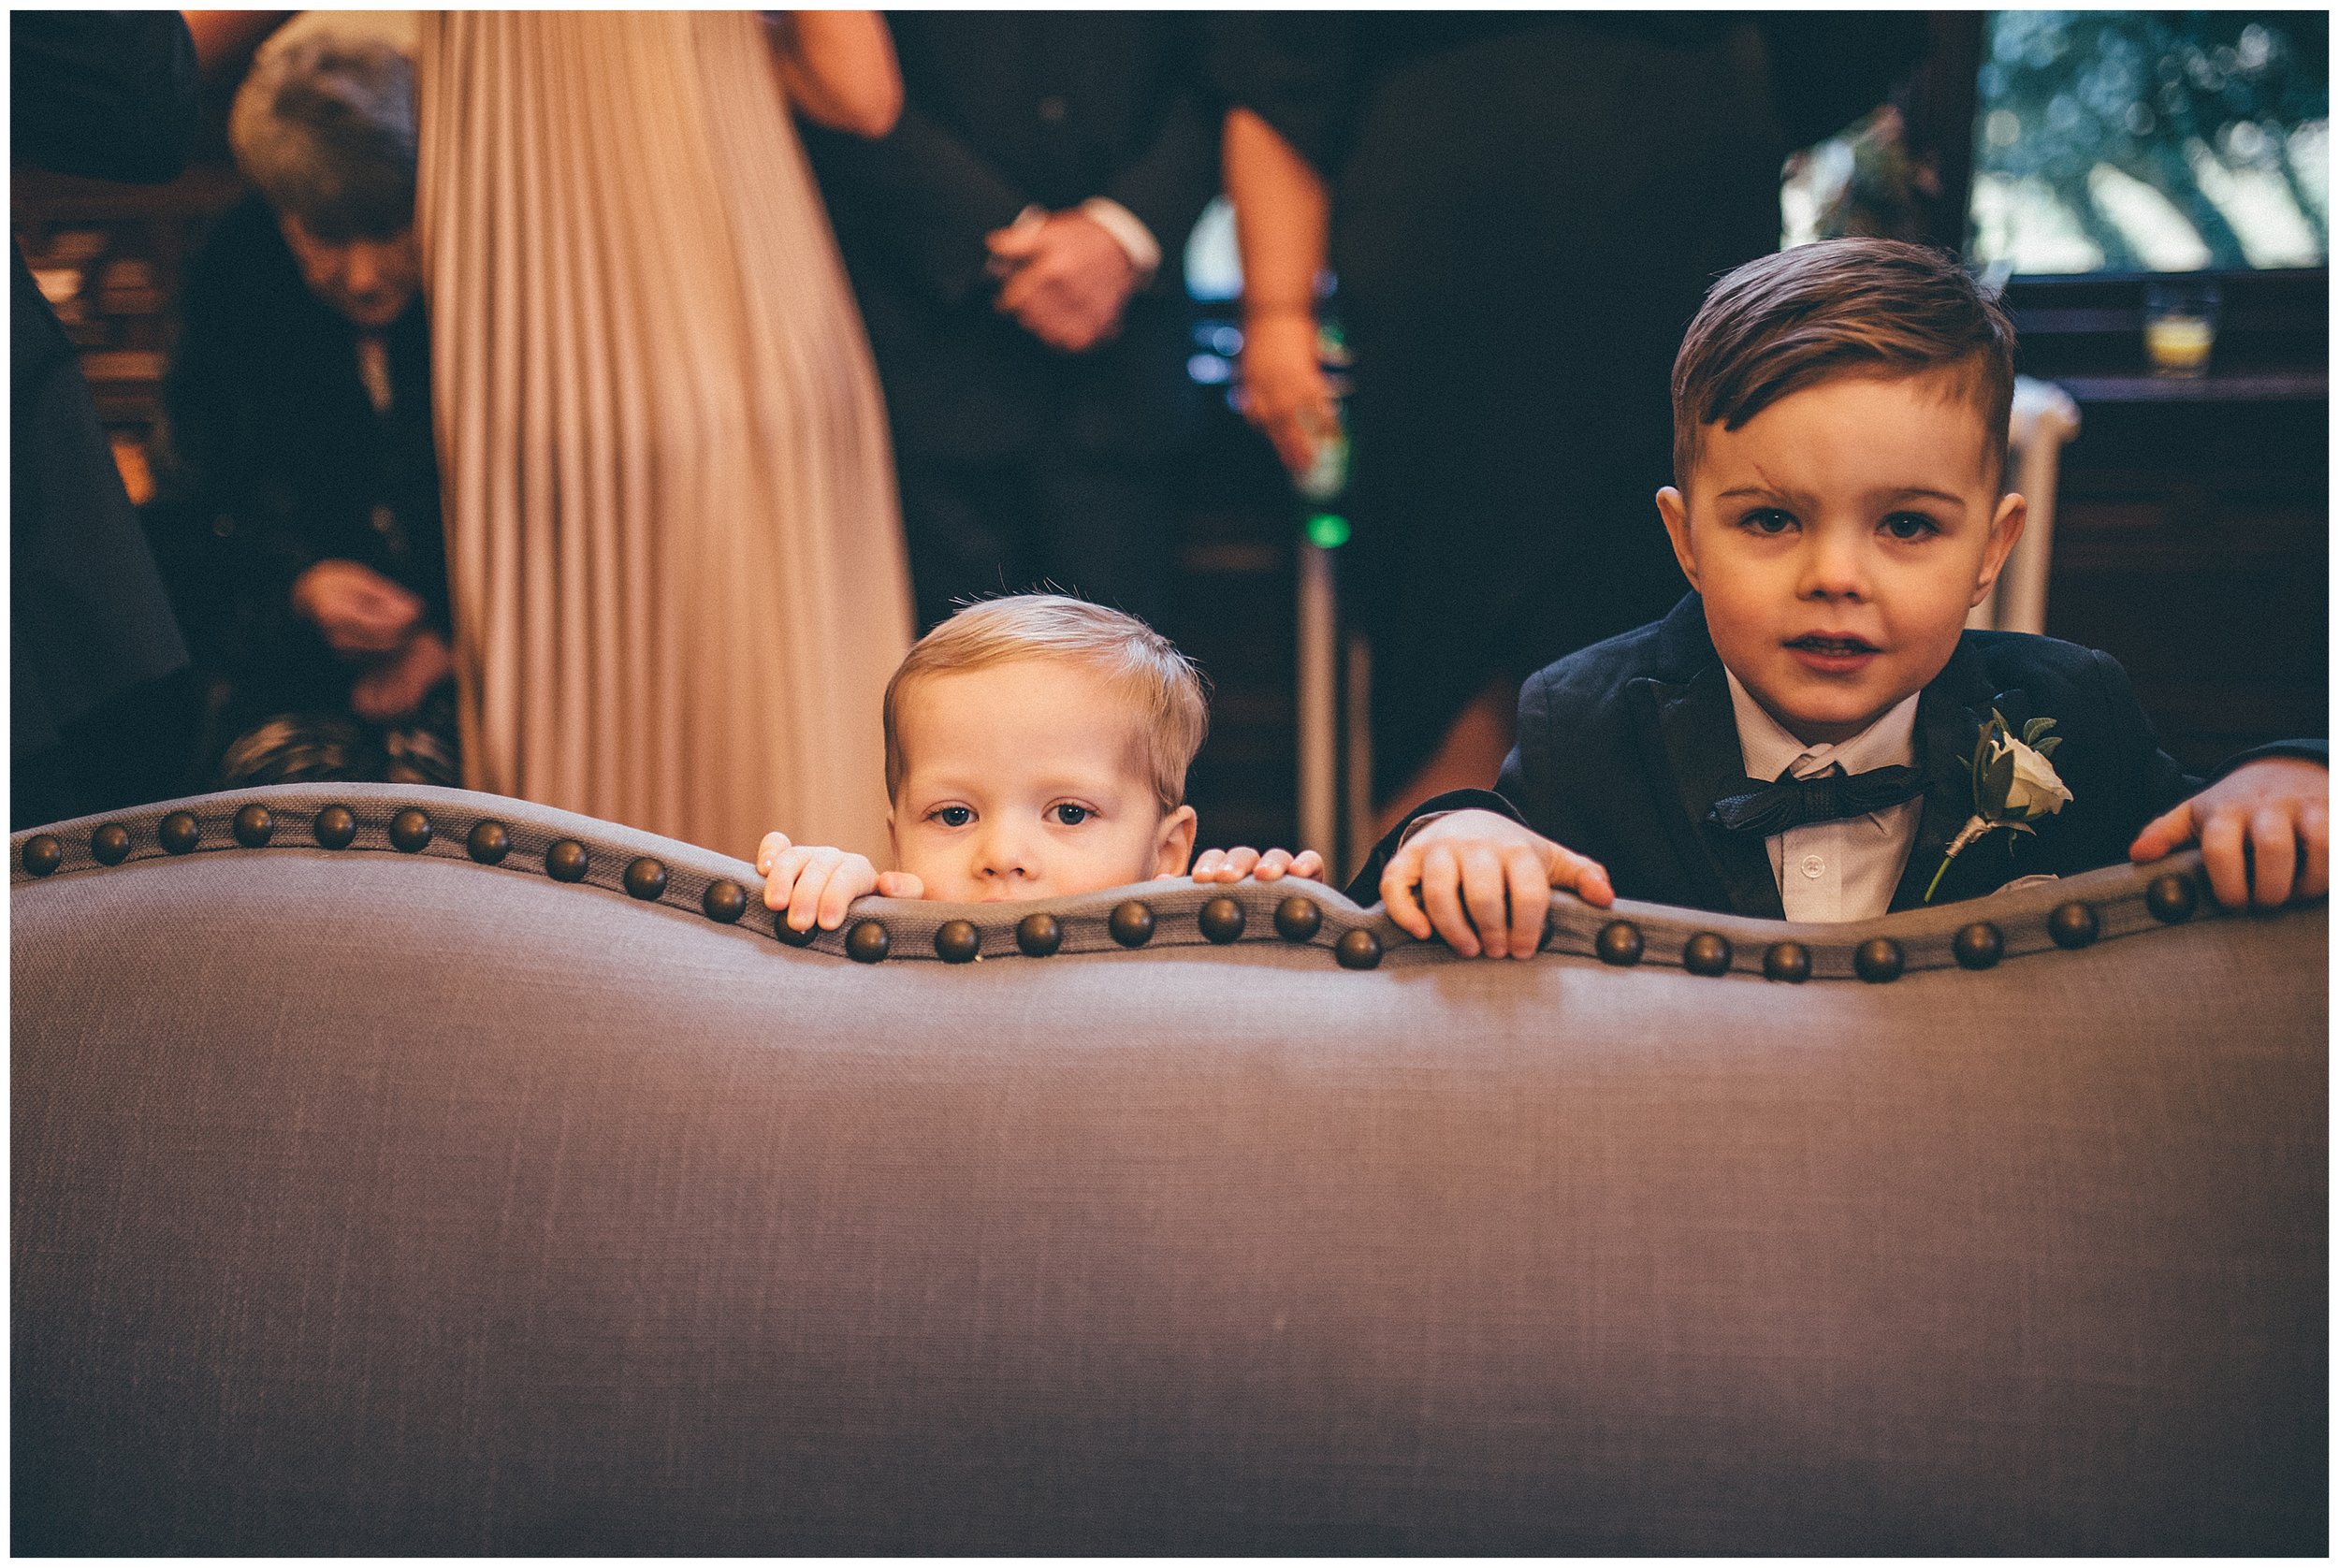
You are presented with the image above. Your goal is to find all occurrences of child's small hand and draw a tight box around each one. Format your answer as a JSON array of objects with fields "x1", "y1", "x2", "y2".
[
  {"x1": 757, "y1": 831, "x2": 925, "y2": 932},
  {"x1": 1382, "y1": 808, "x2": 1613, "y2": 959},
  {"x1": 1189, "y1": 845, "x2": 1327, "y2": 884},
  {"x1": 2129, "y1": 757, "x2": 2329, "y2": 909}
]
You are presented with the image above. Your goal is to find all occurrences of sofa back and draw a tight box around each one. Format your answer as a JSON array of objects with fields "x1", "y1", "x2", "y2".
[{"x1": 12, "y1": 785, "x2": 2326, "y2": 1552}]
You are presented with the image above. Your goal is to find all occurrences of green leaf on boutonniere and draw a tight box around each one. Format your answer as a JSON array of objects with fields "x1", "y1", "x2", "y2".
[{"x1": 1925, "y1": 707, "x2": 2076, "y2": 903}]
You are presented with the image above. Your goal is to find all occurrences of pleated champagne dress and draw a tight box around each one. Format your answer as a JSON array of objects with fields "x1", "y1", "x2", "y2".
[{"x1": 415, "y1": 11, "x2": 910, "y2": 862}]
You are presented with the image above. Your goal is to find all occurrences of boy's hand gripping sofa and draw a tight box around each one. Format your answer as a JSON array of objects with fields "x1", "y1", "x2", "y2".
[{"x1": 13, "y1": 784, "x2": 2325, "y2": 1553}]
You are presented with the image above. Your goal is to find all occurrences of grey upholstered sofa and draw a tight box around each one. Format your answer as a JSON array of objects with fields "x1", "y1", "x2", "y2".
[{"x1": 13, "y1": 783, "x2": 2326, "y2": 1553}]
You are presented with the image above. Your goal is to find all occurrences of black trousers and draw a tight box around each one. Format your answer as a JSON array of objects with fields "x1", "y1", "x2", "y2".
[{"x1": 896, "y1": 447, "x2": 1175, "y2": 635}]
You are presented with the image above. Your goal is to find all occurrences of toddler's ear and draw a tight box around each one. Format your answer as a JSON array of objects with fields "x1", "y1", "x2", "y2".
[
  {"x1": 1153, "y1": 805, "x2": 1199, "y2": 878},
  {"x1": 1655, "y1": 487, "x2": 1697, "y2": 588},
  {"x1": 1969, "y1": 491, "x2": 2028, "y2": 607}
]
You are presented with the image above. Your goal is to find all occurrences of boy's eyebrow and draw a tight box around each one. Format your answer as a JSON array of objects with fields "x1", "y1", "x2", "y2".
[
  {"x1": 1713, "y1": 484, "x2": 1969, "y2": 507},
  {"x1": 898, "y1": 766, "x2": 1132, "y2": 799},
  {"x1": 1874, "y1": 486, "x2": 1969, "y2": 507}
]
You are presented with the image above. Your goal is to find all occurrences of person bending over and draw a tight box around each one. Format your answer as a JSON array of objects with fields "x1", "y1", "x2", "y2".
[
  {"x1": 1353, "y1": 239, "x2": 2326, "y2": 956},
  {"x1": 762, "y1": 594, "x2": 1320, "y2": 928},
  {"x1": 153, "y1": 28, "x2": 453, "y2": 788}
]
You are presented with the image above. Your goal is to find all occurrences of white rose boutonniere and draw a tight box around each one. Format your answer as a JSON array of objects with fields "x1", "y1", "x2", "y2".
[{"x1": 1924, "y1": 710, "x2": 2073, "y2": 903}]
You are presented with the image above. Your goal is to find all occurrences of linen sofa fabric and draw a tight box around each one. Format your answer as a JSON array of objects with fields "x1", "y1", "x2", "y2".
[{"x1": 12, "y1": 787, "x2": 2325, "y2": 1553}]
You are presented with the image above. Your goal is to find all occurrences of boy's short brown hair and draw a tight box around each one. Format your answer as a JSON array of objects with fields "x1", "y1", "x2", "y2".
[
  {"x1": 1672, "y1": 239, "x2": 2016, "y2": 489},
  {"x1": 882, "y1": 594, "x2": 1210, "y2": 812}
]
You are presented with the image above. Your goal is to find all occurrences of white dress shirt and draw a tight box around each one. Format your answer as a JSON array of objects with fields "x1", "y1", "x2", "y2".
[
  {"x1": 1077, "y1": 197, "x2": 1161, "y2": 285},
  {"x1": 1724, "y1": 673, "x2": 1924, "y2": 923},
  {"x1": 1006, "y1": 199, "x2": 1162, "y2": 288}
]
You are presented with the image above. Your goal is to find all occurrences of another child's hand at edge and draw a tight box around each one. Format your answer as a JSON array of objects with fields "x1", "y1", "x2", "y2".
[
  {"x1": 1189, "y1": 845, "x2": 1327, "y2": 884},
  {"x1": 757, "y1": 830, "x2": 925, "y2": 932},
  {"x1": 1382, "y1": 808, "x2": 1613, "y2": 959},
  {"x1": 2129, "y1": 756, "x2": 2328, "y2": 909}
]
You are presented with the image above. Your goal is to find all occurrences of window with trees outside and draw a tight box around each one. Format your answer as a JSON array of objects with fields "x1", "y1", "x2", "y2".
[
  {"x1": 1781, "y1": 11, "x2": 2326, "y2": 278},
  {"x1": 1967, "y1": 10, "x2": 2325, "y2": 276}
]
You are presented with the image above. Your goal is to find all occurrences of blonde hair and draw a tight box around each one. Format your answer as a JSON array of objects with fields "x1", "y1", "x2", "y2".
[{"x1": 883, "y1": 595, "x2": 1210, "y2": 811}]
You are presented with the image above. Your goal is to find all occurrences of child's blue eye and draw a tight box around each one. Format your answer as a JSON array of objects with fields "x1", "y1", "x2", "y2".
[
  {"x1": 1050, "y1": 804, "x2": 1091, "y2": 826},
  {"x1": 1881, "y1": 512, "x2": 1939, "y2": 541},
  {"x1": 934, "y1": 806, "x2": 973, "y2": 827}
]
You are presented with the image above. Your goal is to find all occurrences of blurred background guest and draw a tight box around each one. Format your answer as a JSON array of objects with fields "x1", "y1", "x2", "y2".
[
  {"x1": 12, "y1": 11, "x2": 200, "y2": 828},
  {"x1": 804, "y1": 13, "x2": 1218, "y2": 632},
  {"x1": 417, "y1": 11, "x2": 911, "y2": 863},
  {"x1": 1216, "y1": 14, "x2": 1925, "y2": 832},
  {"x1": 150, "y1": 26, "x2": 454, "y2": 789}
]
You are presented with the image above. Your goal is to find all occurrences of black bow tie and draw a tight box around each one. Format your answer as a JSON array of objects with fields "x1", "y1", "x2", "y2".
[{"x1": 1707, "y1": 764, "x2": 1925, "y2": 836}]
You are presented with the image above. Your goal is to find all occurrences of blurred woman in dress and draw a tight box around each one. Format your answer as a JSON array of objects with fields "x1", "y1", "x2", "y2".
[{"x1": 417, "y1": 12, "x2": 912, "y2": 861}]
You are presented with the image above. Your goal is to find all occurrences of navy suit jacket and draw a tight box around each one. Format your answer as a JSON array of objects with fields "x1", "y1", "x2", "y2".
[
  {"x1": 1350, "y1": 593, "x2": 2323, "y2": 918},
  {"x1": 802, "y1": 13, "x2": 1216, "y2": 465}
]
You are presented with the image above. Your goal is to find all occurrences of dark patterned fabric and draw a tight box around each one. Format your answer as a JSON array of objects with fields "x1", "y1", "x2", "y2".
[{"x1": 214, "y1": 687, "x2": 458, "y2": 789}]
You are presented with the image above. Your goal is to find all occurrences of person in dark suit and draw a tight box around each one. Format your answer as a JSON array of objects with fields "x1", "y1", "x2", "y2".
[
  {"x1": 1347, "y1": 241, "x2": 2325, "y2": 954},
  {"x1": 802, "y1": 13, "x2": 1218, "y2": 632},
  {"x1": 11, "y1": 11, "x2": 201, "y2": 828}
]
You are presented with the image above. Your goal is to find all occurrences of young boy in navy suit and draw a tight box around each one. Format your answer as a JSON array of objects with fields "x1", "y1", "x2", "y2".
[{"x1": 1353, "y1": 239, "x2": 2326, "y2": 955}]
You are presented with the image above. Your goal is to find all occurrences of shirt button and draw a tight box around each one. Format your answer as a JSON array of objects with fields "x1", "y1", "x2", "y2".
[
  {"x1": 1038, "y1": 94, "x2": 1068, "y2": 123},
  {"x1": 1801, "y1": 853, "x2": 1826, "y2": 878}
]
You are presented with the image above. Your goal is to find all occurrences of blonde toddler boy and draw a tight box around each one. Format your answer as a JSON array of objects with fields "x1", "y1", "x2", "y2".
[{"x1": 762, "y1": 594, "x2": 1320, "y2": 929}]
